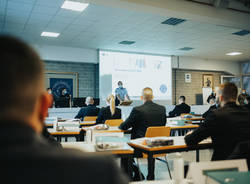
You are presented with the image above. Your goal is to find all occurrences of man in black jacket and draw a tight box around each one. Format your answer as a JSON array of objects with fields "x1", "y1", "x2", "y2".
[
  {"x1": 185, "y1": 83, "x2": 250, "y2": 161},
  {"x1": 119, "y1": 87, "x2": 166, "y2": 180},
  {"x1": 75, "y1": 96, "x2": 100, "y2": 120},
  {"x1": 119, "y1": 87, "x2": 166, "y2": 139},
  {"x1": 169, "y1": 96, "x2": 190, "y2": 117},
  {"x1": 0, "y1": 35, "x2": 128, "y2": 184}
]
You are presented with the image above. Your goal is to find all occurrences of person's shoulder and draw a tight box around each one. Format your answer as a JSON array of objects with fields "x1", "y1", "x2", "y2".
[
  {"x1": 152, "y1": 102, "x2": 165, "y2": 109},
  {"x1": 100, "y1": 106, "x2": 108, "y2": 112}
]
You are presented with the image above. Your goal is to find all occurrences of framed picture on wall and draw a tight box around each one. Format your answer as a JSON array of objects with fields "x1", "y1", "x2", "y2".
[
  {"x1": 202, "y1": 74, "x2": 213, "y2": 88},
  {"x1": 45, "y1": 71, "x2": 79, "y2": 99}
]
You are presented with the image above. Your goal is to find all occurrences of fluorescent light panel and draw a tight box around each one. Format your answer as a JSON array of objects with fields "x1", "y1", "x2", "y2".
[
  {"x1": 41, "y1": 32, "x2": 60, "y2": 37},
  {"x1": 61, "y1": 1, "x2": 89, "y2": 11},
  {"x1": 226, "y1": 52, "x2": 242, "y2": 56}
]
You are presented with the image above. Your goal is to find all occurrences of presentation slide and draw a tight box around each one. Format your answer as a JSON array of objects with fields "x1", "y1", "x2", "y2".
[{"x1": 99, "y1": 50, "x2": 172, "y2": 104}]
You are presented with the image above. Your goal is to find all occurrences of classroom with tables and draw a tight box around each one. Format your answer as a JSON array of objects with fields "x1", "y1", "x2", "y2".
[{"x1": 1, "y1": 0, "x2": 250, "y2": 183}]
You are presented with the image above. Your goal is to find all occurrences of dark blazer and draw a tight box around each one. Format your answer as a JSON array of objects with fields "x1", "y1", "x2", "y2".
[
  {"x1": 185, "y1": 102, "x2": 250, "y2": 161},
  {"x1": 168, "y1": 103, "x2": 191, "y2": 117},
  {"x1": 96, "y1": 106, "x2": 121, "y2": 124},
  {"x1": 119, "y1": 101, "x2": 166, "y2": 139},
  {"x1": 42, "y1": 126, "x2": 62, "y2": 147},
  {"x1": 228, "y1": 140, "x2": 250, "y2": 169},
  {"x1": 202, "y1": 104, "x2": 218, "y2": 118},
  {"x1": 244, "y1": 103, "x2": 250, "y2": 110},
  {"x1": 75, "y1": 105, "x2": 100, "y2": 120},
  {"x1": 0, "y1": 122, "x2": 128, "y2": 184}
]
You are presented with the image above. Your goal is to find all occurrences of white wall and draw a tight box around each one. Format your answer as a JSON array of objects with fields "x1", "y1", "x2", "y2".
[
  {"x1": 33, "y1": 44, "x2": 240, "y2": 75},
  {"x1": 33, "y1": 44, "x2": 98, "y2": 64},
  {"x1": 172, "y1": 56, "x2": 240, "y2": 75}
]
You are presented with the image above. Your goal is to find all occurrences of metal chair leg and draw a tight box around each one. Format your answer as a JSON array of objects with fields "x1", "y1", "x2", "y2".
[
  {"x1": 136, "y1": 158, "x2": 143, "y2": 181},
  {"x1": 164, "y1": 156, "x2": 172, "y2": 179}
]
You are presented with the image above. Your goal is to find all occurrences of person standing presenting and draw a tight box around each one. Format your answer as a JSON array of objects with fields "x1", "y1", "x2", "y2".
[{"x1": 115, "y1": 81, "x2": 130, "y2": 105}]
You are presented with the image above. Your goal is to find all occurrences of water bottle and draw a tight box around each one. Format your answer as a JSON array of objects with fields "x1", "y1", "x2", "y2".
[
  {"x1": 173, "y1": 153, "x2": 184, "y2": 184},
  {"x1": 86, "y1": 129, "x2": 92, "y2": 143}
]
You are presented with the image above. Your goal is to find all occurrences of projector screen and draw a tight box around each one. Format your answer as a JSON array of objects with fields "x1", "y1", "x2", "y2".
[{"x1": 99, "y1": 50, "x2": 172, "y2": 105}]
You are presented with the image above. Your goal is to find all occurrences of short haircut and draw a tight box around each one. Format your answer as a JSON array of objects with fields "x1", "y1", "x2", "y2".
[
  {"x1": 219, "y1": 82, "x2": 238, "y2": 102},
  {"x1": 142, "y1": 87, "x2": 153, "y2": 101},
  {"x1": 85, "y1": 96, "x2": 94, "y2": 105},
  {"x1": 47, "y1": 88, "x2": 52, "y2": 91},
  {"x1": 179, "y1": 96, "x2": 186, "y2": 101},
  {"x1": 118, "y1": 81, "x2": 122, "y2": 85},
  {"x1": 0, "y1": 35, "x2": 43, "y2": 121}
]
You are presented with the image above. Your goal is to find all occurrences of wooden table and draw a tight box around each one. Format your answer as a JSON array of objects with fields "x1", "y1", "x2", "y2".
[
  {"x1": 79, "y1": 121, "x2": 96, "y2": 127},
  {"x1": 128, "y1": 136, "x2": 212, "y2": 180},
  {"x1": 62, "y1": 142, "x2": 134, "y2": 179},
  {"x1": 166, "y1": 124, "x2": 199, "y2": 136},
  {"x1": 48, "y1": 128, "x2": 81, "y2": 142},
  {"x1": 80, "y1": 126, "x2": 130, "y2": 141}
]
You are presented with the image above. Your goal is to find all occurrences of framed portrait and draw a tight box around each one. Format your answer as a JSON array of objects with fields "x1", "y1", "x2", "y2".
[
  {"x1": 44, "y1": 71, "x2": 79, "y2": 98},
  {"x1": 202, "y1": 74, "x2": 213, "y2": 88}
]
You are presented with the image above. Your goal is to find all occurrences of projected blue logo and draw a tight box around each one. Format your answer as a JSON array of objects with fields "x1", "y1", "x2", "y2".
[{"x1": 160, "y1": 84, "x2": 167, "y2": 94}]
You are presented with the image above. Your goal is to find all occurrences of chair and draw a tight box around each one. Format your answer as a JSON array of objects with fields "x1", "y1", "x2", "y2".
[
  {"x1": 136, "y1": 126, "x2": 172, "y2": 180},
  {"x1": 105, "y1": 119, "x2": 123, "y2": 127},
  {"x1": 83, "y1": 116, "x2": 97, "y2": 122}
]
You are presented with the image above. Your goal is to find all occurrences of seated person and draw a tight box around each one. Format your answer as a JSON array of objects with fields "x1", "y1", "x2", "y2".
[
  {"x1": 96, "y1": 94, "x2": 121, "y2": 124},
  {"x1": 206, "y1": 91, "x2": 216, "y2": 104},
  {"x1": 60, "y1": 88, "x2": 70, "y2": 98},
  {"x1": 228, "y1": 140, "x2": 250, "y2": 169},
  {"x1": 168, "y1": 96, "x2": 190, "y2": 117},
  {"x1": 119, "y1": 87, "x2": 166, "y2": 139},
  {"x1": 75, "y1": 97, "x2": 100, "y2": 121},
  {"x1": 119, "y1": 87, "x2": 166, "y2": 181},
  {"x1": 115, "y1": 81, "x2": 130, "y2": 106},
  {"x1": 0, "y1": 35, "x2": 128, "y2": 184},
  {"x1": 202, "y1": 96, "x2": 218, "y2": 118},
  {"x1": 238, "y1": 89, "x2": 248, "y2": 106},
  {"x1": 185, "y1": 83, "x2": 250, "y2": 161}
]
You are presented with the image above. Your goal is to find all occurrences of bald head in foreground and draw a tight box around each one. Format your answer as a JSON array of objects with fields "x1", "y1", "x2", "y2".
[
  {"x1": 0, "y1": 35, "x2": 128, "y2": 184},
  {"x1": 119, "y1": 87, "x2": 166, "y2": 139}
]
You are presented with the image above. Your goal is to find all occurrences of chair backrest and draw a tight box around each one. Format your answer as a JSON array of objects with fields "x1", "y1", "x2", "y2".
[
  {"x1": 83, "y1": 116, "x2": 97, "y2": 122},
  {"x1": 105, "y1": 119, "x2": 123, "y2": 126},
  {"x1": 145, "y1": 126, "x2": 171, "y2": 137}
]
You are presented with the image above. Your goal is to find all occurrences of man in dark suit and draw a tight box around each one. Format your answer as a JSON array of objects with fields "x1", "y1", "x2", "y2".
[
  {"x1": 202, "y1": 96, "x2": 218, "y2": 118},
  {"x1": 119, "y1": 87, "x2": 166, "y2": 180},
  {"x1": 119, "y1": 87, "x2": 166, "y2": 139},
  {"x1": 75, "y1": 96, "x2": 100, "y2": 120},
  {"x1": 0, "y1": 35, "x2": 128, "y2": 184},
  {"x1": 185, "y1": 83, "x2": 250, "y2": 161},
  {"x1": 244, "y1": 96, "x2": 250, "y2": 109},
  {"x1": 168, "y1": 96, "x2": 190, "y2": 117}
]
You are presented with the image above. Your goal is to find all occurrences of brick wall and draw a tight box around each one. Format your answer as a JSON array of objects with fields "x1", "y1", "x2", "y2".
[
  {"x1": 172, "y1": 69, "x2": 229, "y2": 105},
  {"x1": 43, "y1": 60, "x2": 230, "y2": 104},
  {"x1": 44, "y1": 60, "x2": 99, "y2": 98}
]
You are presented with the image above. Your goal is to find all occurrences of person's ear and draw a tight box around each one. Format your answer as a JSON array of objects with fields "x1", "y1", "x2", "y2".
[
  {"x1": 39, "y1": 92, "x2": 53, "y2": 122},
  {"x1": 219, "y1": 95, "x2": 223, "y2": 103},
  {"x1": 140, "y1": 96, "x2": 143, "y2": 101},
  {"x1": 152, "y1": 95, "x2": 154, "y2": 100}
]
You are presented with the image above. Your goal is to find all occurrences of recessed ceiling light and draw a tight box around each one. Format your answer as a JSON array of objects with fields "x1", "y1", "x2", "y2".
[
  {"x1": 41, "y1": 32, "x2": 60, "y2": 37},
  {"x1": 61, "y1": 1, "x2": 89, "y2": 12},
  {"x1": 226, "y1": 52, "x2": 242, "y2": 56},
  {"x1": 179, "y1": 47, "x2": 194, "y2": 51},
  {"x1": 119, "y1": 41, "x2": 135, "y2": 45}
]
